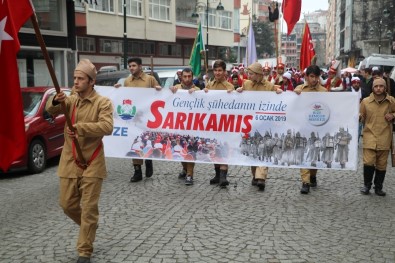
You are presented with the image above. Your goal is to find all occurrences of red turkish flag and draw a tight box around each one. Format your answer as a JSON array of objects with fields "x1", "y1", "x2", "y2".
[
  {"x1": 299, "y1": 22, "x2": 316, "y2": 71},
  {"x1": 0, "y1": 0, "x2": 33, "y2": 171},
  {"x1": 282, "y1": 0, "x2": 302, "y2": 35}
]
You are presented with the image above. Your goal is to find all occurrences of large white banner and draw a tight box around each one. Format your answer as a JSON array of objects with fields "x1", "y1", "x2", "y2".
[{"x1": 96, "y1": 87, "x2": 360, "y2": 170}]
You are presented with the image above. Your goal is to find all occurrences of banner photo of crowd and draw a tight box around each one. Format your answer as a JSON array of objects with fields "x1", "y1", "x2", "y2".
[{"x1": 96, "y1": 87, "x2": 360, "y2": 170}]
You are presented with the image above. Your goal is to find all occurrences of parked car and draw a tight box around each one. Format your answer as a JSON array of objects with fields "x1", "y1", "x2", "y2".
[
  {"x1": 157, "y1": 70, "x2": 178, "y2": 89},
  {"x1": 9, "y1": 87, "x2": 71, "y2": 173}
]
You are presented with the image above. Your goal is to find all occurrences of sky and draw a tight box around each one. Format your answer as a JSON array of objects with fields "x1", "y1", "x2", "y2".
[{"x1": 301, "y1": 0, "x2": 328, "y2": 14}]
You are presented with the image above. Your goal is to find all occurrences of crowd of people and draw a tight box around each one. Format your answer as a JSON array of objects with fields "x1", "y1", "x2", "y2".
[{"x1": 47, "y1": 57, "x2": 395, "y2": 263}]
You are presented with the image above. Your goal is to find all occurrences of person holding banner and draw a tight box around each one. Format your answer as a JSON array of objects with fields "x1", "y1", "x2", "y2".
[
  {"x1": 120, "y1": 57, "x2": 162, "y2": 183},
  {"x1": 170, "y1": 68, "x2": 200, "y2": 185},
  {"x1": 46, "y1": 59, "x2": 114, "y2": 263},
  {"x1": 294, "y1": 65, "x2": 327, "y2": 194},
  {"x1": 359, "y1": 78, "x2": 395, "y2": 196},
  {"x1": 204, "y1": 60, "x2": 234, "y2": 188},
  {"x1": 236, "y1": 62, "x2": 282, "y2": 191}
]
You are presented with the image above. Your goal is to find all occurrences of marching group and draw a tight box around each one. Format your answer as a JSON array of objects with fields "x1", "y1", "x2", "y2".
[{"x1": 47, "y1": 56, "x2": 394, "y2": 263}]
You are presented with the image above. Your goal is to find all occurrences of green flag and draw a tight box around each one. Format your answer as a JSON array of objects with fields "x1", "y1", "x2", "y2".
[{"x1": 189, "y1": 22, "x2": 204, "y2": 77}]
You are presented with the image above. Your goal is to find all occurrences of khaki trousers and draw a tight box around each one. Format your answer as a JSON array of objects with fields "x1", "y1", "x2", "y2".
[
  {"x1": 181, "y1": 162, "x2": 195, "y2": 176},
  {"x1": 59, "y1": 177, "x2": 103, "y2": 257},
  {"x1": 252, "y1": 166, "x2": 268, "y2": 180},
  {"x1": 132, "y1": 159, "x2": 143, "y2": 165},
  {"x1": 214, "y1": 164, "x2": 228, "y2": 170},
  {"x1": 300, "y1": 169, "x2": 317, "y2": 183},
  {"x1": 363, "y1": 149, "x2": 389, "y2": 170}
]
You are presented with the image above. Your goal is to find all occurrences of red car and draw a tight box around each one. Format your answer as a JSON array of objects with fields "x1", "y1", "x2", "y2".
[{"x1": 9, "y1": 87, "x2": 71, "y2": 173}]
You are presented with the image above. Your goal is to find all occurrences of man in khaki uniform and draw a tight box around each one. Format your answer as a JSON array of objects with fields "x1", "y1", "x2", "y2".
[
  {"x1": 359, "y1": 78, "x2": 395, "y2": 196},
  {"x1": 170, "y1": 68, "x2": 200, "y2": 185},
  {"x1": 204, "y1": 60, "x2": 234, "y2": 188},
  {"x1": 294, "y1": 65, "x2": 327, "y2": 194},
  {"x1": 46, "y1": 59, "x2": 114, "y2": 263},
  {"x1": 237, "y1": 62, "x2": 282, "y2": 191},
  {"x1": 120, "y1": 57, "x2": 161, "y2": 183}
]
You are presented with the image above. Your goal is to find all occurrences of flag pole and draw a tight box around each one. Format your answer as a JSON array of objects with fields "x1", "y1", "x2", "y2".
[
  {"x1": 246, "y1": 16, "x2": 250, "y2": 65},
  {"x1": 30, "y1": 12, "x2": 87, "y2": 165},
  {"x1": 274, "y1": 18, "x2": 279, "y2": 66}
]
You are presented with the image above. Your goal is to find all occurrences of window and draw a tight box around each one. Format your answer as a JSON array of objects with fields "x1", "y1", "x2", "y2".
[
  {"x1": 128, "y1": 41, "x2": 155, "y2": 55},
  {"x1": 90, "y1": 0, "x2": 114, "y2": 12},
  {"x1": 118, "y1": 0, "x2": 142, "y2": 17},
  {"x1": 100, "y1": 39, "x2": 123, "y2": 53},
  {"x1": 184, "y1": 45, "x2": 192, "y2": 58},
  {"x1": 201, "y1": 9, "x2": 217, "y2": 28},
  {"x1": 158, "y1": 43, "x2": 181, "y2": 57},
  {"x1": 77, "y1": 37, "x2": 96, "y2": 53},
  {"x1": 219, "y1": 11, "x2": 232, "y2": 30},
  {"x1": 23, "y1": 0, "x2": 65, "y2": 32},
  {"x1": 149, "y1": 0, "x2": 170, "y2": 21}
]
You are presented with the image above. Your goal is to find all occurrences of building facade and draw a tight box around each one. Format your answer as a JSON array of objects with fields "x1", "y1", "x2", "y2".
[
  {"x1": 75, "y1": 0, "x2": 238, "y2": 70},
  {"x1": 19, "y1": 0, "x2": 77, "y2": 87},
  {"x1": 335, "y1": 0, "x2": 395, "y2": 67}
]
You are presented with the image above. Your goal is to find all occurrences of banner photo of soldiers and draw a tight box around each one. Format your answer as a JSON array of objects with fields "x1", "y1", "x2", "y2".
[{"x1": 96, "y1": 87, "x2": 359, "y2": 170}]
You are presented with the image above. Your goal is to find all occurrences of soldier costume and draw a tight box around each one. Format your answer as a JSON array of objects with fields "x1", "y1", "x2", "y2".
[
  {"x1": 46, "y1": 59, "x2": 114, "y2": 263},
  {"x1": 172, "y1": 68, "x2": 200, "y2": 185},
  {"x1": 334, "y1": 127, "x2": 352, "y2": 168},
  {"x1": 238, "y1": 62, "x2": 282, "y2": 191},
  {"x1": 123, "y1": 57, "x2": 160, "y2": 183},
  {"x1": 206, "y1": 60, "x2": 234, "y2": 188},
  {"x1": 359, "y1": 78, "x2": 395, "y2": 196},
  {"x1": 321, "y1": 132, "x2": 335, "y2": 168},
  {"x1": 294, "y1": 65, "x2": 327, "y2": 194}
]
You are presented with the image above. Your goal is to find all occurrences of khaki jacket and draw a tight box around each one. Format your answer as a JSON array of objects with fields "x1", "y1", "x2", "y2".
[
  {"x1": 174, "y1": 83, "x2": 200, "y2": 91},
  {"x1": 294, "y1": 83, "x2": 327, "y2": 93},
  {"x1": 46, "y1": 89, "x2": 114, "y2": 178},
  {"x1": 242, "y1": 79, "x2": 275, "y2": 91},
  {"x1": 206, "y1": 78, "x2": 234, "y2": 91},
  {"x1": 360, "y1": 93, "x2": 395, "y2": 150},
  {"x1": 124, "y1": 72, "x2": 159, "y2": 88}
]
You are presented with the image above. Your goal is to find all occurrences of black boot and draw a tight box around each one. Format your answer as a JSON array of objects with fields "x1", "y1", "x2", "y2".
[
  {"x1": 179, "y1": 169, "x2": 187, "y2": 179},
  {"x1": 251, "y1": 166, "x2": 257, "y2": 186},
  {"x1": 310, "y1": 175, "x2": 317, "y2": 187},
  {"x1": 145, "y1": 160, "x2": 153, "y2": 177},
  {"x1": 219, "y1": 170, "x2": 229, "y2": 188},
  {"x1": 360, "y1": 165, "x2": 374, "y2": 195},
  {"x1": 374, "y1": 169, "x2": 386, "y2": 196},
  {"x1": 256, "y1": 179, "x2": 265, "y2": 191},
  {"x1": 210, "y1": 167, "x2": 220, "y2": 184},
  {"x1": 300, "y1": 183, "x2": 310, "y2": 194},
  {"x1": 130, "y1": 165, "x2": 143, "y2": 182}
]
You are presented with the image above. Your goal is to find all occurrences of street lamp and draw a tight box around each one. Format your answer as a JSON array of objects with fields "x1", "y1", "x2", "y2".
[
  {"x1": 371, "y1": 7, "x2": 392, "y2": 54},
  {"x1": 123, "y1": 0, "x2": 127, "y2": 69},
  {"x1": 192, "y1": 0, "x2": 224, "y2": 70}
]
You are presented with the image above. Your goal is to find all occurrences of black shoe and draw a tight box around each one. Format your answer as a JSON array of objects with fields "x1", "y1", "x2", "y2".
[
  {"x1": 375, "y1": 189, "x2": 386, "y2": 196},
  {"x1": 300, "y1": 183, "x2": 310, "y2": 194},
  {"x1": 130, "y1": 165, "x2": 143, "y2": 182},
  {"x1": 77, "y1": 256, "x2": 90, "y2": 263},
  {"x1": 210, "y1": 168, "x2": 221, "y2": 184},
  {"x1": 360, "y1": 186, "x2": 370, "y2": 195},
  {"x1": 219, "y1": 170, "x2": 229, "y2": 188},
  {"x1": 145, "y1": 160, "x2": 153, "y2": 177},
  {"x1": 257, "y1": 179, "x2": 265, "y2": 191},
  {"x1": 310, "y1": 175, "x2": 317, "y2": 187},
  {"x1": 179, "y1": 170, "x2": 187, "y2": 179},
  {"x1": 185, "y1": 176, "x2": 193, "y2": 185},
  {"x1": 251, "y1": 177, "x2": 258, "y2": 186}
]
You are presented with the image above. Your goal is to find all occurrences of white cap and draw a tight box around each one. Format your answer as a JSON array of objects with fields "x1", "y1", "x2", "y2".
[
  {"x1": 372, "y1": 66, "x2": 380, "y2": 71},
  {"x1": 283, "y1": 72, "x2": 292, "y2": 80},
  {"x1": 351, "y1": 76, "x2": 360, "y2": 82}
]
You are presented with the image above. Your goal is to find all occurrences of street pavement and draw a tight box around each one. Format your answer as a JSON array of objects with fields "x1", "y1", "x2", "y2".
[{"x1": 1, "y1": 148, "x2": 395, "y2": 263}]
